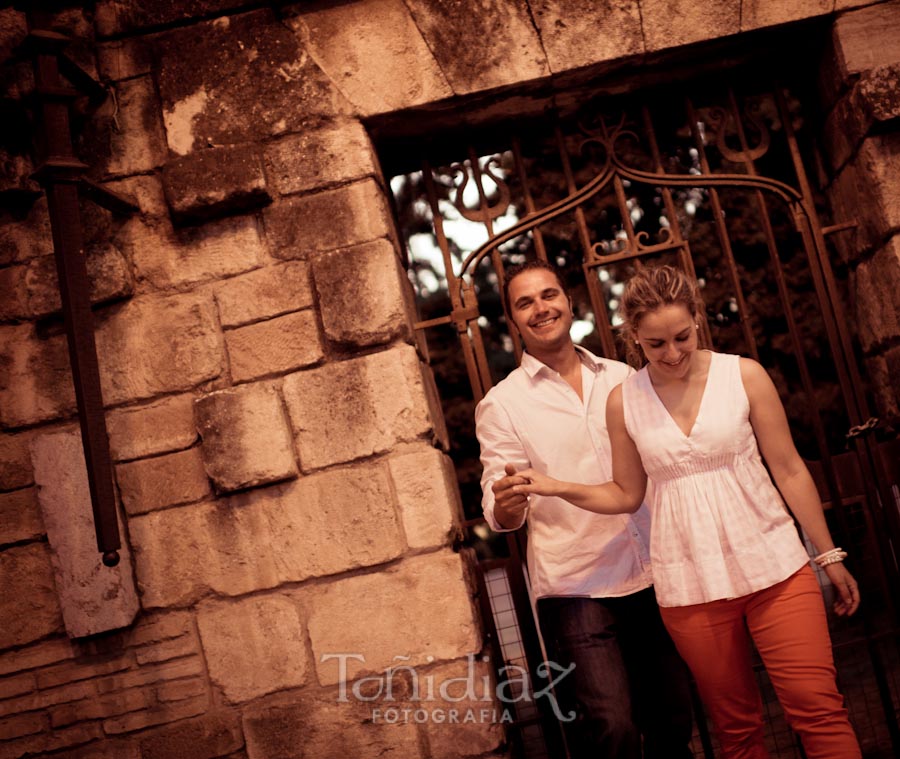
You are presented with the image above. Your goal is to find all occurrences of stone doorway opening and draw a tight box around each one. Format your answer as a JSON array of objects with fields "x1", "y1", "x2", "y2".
[{"x1": 380, "y1": 58, "x2": 900, "y2": 759}]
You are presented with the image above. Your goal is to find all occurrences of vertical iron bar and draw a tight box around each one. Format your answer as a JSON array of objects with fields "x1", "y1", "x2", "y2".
[
  {"x1": 685, "y1": 97, "x2": 759, "y2": 360},
  {"x1": 581, "y1": 263, "x2": 618, "y2": 360},
  {"x1": 466, "y1": 148, "x2": 523, "y2": 366},
  {"x1": 511, "y1": 136, "x2": 548, "y2": 262},
  {"x1": 554, "y1": 127, "x2": 593, "y2": 257},
  {"x1": 421, "y1": 163, "x2": 493, "y2": 397}
]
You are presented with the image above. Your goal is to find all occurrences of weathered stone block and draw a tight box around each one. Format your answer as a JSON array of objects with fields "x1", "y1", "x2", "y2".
[
  {"x1": 0, "y1": 679, "x2": 95, "y2": 718},
  {"x1": 18, "y1": 245, "x2": 134, "y2": 319},
  {"x1": 225, "y1": 310, "x2": 323, "y2": 382},
  {"x1": 129, "y1": 499, "x2": 273, "y2": 608},
  {"x1": 855, "y1": 237, "x2": 900, "y2": 352},
  {"x1": 138, "y1": 711, "x2": 243, "y2": 758},
  {"x1": 741, "y1": 0, "x2": 831, "y2": 31},
  {"x1": 828, "y1": 133, "x2": 900, "y2": 261},
  {"x1": 37, "y1": 654, "x2": 130, "y2": 690},
  {"x1": 96, "y1": 38, "x2": 153, "y2": 81},
  {"x1": 404, "y1": 0, "x2": 548, "y2": 94},
  {"x1": 0, "y1": 672, "x2": 35, "y2": 701},
  {"x1": 0, "y1": 147, "x2": 38, "y2": 196},
  {"x1": 264, "y1": 121, "x2": 377, "y2": 196},
  {"x1": 129, "y1": 466, "x2": 405, "y2": 608},
  {"x1": 156, "y1": 9, "x2": 352, "y2": 154},
  {"x1": 424, "y1": 658, "x2": 506, "y2": 759},
  {"x1": 79, "y1": 76, "x2": 168, "y2": 179},
  {"x1": 107, "y1": 394, "x2": 198, "y2": 462},
  {"x1": 259, "y1": 465, "x2": 406, "y2": 581},
  {"x1": 0, "y1": 487, "x2": 44, "y2": 545},
  {"x1": 95, "y1": 0, "x2": 237, "y2": 36},
  {"x1": 214, "y1": 261, "x2": 313, "y2": 328},
  {"x1": 282, "y1": 345, "x2": 439, "y2": 470},
  {"x1": 0, "y1": 712, "x2": 46, "y2": 742},
  {"x1": 34, "y1": 740, "x2": 140, "y2": 759},
  {"x1": 194, "y1": 382, "x2": 298, "y2": 493},
  {"x1": 832, "y1": 1, "x2": 900, "y2": 80},
  {"x1": 0, "y1": 432, "x2": 33, "y2": 490},
  {"x1": 0, "y1": 723, "x2": 101, "y2": 759},
  {"x1": 313, "y1": 239, "x2": 414, "y2": 348},
  {"x1": 866, "y1": 346, "x2": 900, "y2": 422},
  {"x1": 95, "y1": 292, "x2": 225, "y2": 405},
  {"x1": 0, "y1": 638, "x2": 75, "y2": 677},
  {"x1": 155, "y1": 678, "x2": 206, "y2": 703},
  {"x1": 197, "y1": 596, "x2": 308, "y2": 703},
  {"x1": 641, "y1": 0, "x2": 740, "y2": 52},
  {"x1": 105, "y1": 173, "x2": 169, "y2": 218},
  {"x1": 116, "y1": 447, "x2": 212, "y2": 515},
  {"x1": 0, "y1": 196, "x2": 52, "y2": 266},
  {"x1": 389, "y1": 447, "x2": 462, "y2": 550},
  {"x1": 94, "y1": 657, "x2": 204, "y2": 696},
  {"x1": 102, "y1": 696, "x2": 207, "y2": 735},
  {"x1": 133, "y1": 635, "x2": 195, "y2": 665},
  {"x1": 287, "y1": 0, "x2": 452, "y2": 116},
  {"x1": 127, "y1": 611, "x2": 192, "y2": 647},
  {"x1": 162, "y1": 145, "x2": 271, "y2": 225},
  {"x1": 264, "y1": 179, "x2": 393, "y2": 260},
  {"x1": 822, "y1": 62, "x2": 900, "y2": 172},
  {"x1": 31, "y1": 428, "x2": 140, "y2": 638},
  {"x1": 125, "y1": 214, "x2": 264, "y2": 291},
  {"x1": 0, "y1": 544, "x2": 64, "y2": 650},
  {"x1": 0, "y1": 324, "x2": 76, "y2": 428},
  {"x1": 0, "y1": 8, "x2": 27, "y2": 65},
  {"x1": 50, "y1": 687, "x2": 151, "y2": 728},
  {"x1": 243, "y1": 698, "x2": 420, "y2": 759},
  {"x1": 530, "y1": 0, "x2": 643, "y2": 73},
  {"x1": 308, "y1": 550, "x2": 479, "y2": 685},
  {"x1": 0, "y1": 264, "x2": 27, "y2": 320}
]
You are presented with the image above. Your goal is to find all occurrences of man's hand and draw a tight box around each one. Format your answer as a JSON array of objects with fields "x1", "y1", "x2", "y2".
[{"x1": 492, "y1": 463, "x2": 531, "y2": 529}]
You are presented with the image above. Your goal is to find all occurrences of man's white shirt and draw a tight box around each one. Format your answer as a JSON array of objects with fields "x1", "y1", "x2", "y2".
[{"x1": 475, "y1": 346, "x2": 653, "y2": 599}]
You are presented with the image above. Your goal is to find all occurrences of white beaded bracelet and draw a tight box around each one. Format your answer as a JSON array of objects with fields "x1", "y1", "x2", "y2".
[{"x1": 814, "y1": 548, "x2": 848, "y2": 567}]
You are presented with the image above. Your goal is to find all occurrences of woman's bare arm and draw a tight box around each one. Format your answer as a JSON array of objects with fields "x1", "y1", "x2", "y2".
[
  {"x1": 742, "y1": 357, "x2": 859, "y2": 615},
  {"x1": 512, "y1": 385, "x2": 648, "y2": 515}
]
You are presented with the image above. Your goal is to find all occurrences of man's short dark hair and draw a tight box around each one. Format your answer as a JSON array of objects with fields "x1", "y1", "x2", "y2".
[{"x1": 502, "y1": 259, "x2": 569, "y2": 317}]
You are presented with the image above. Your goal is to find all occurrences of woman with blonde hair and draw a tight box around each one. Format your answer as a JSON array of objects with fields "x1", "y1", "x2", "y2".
[{"x1": 514, "y1": 264, "x2": 861, "y2": 758}]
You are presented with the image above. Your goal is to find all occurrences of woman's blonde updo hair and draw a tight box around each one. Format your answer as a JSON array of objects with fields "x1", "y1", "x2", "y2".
[{"x1": 621, "y1": 264, "x2": 706, "y2": 367}]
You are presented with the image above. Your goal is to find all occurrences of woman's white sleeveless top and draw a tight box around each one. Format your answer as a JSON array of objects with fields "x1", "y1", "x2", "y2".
[{"x1": 621, "y1": 351, "x2": 810, "y2": 607}]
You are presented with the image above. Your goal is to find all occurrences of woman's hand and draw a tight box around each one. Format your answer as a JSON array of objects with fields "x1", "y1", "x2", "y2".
[
  {"x1": 512, "y1": 468, "x2": 563, "y2": 498},
  {"x1": 824, "y1": 563, "x2": 860, "y2": 616}
]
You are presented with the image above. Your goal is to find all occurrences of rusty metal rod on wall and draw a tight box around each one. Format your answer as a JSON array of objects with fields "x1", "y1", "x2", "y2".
[{"x1": 27, "y1": 27, "x2": 124, "y2": 567}]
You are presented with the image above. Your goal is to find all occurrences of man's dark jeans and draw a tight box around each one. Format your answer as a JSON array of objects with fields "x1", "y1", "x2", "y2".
[{"x1": 537, "y1": 587, "x2": 694, "y2": 759}]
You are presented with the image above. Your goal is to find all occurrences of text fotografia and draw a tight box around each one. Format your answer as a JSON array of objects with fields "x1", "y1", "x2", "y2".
[{"x1": 321, "y1": 653, "x2": 576, "y2": 724}]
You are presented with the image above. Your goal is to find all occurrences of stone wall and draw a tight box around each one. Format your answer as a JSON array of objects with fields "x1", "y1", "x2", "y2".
[
  {"x1": 1, "y1": 1, "x2": 898, "y2": 758},
  {"x1": 821, "y1": 1, "x2": 900, "y2": 427}
]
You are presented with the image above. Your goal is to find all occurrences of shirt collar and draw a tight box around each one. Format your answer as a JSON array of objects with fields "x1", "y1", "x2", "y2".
[{"x1": 520, "y1": 345, "x2": 605, "y2": 378}]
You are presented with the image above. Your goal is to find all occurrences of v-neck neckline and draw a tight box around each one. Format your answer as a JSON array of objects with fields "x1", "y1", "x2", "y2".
[{"x1": 646, "y1": 350, "x2": 714, "y2": 440}]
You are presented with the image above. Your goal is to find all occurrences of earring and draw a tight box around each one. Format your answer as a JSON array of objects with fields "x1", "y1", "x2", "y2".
[
  {"x1": 694, "y1": 324, "x2": 699, "y2": 330},
  {"x1": 634, "y1": 341, "x2": 640, "y2": 346}
]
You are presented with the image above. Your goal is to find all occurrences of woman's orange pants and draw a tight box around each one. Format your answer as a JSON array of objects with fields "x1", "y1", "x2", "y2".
[{"x1": 660, "y1": 565, "x2": 861, "y2": 759}]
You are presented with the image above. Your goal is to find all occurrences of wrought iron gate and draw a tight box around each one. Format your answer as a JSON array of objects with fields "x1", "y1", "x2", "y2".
[{"x1": 387, "y1": 79, "x2": 900, "y2": 758}]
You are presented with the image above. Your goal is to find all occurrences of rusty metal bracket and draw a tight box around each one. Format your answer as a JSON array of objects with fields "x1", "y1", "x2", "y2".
[
  {"x1": 25, "y1": 23, "x2": 137, "y2": 568},
  {"x1": 822, "y1": 220, "x2": 859, "y2": 236}
]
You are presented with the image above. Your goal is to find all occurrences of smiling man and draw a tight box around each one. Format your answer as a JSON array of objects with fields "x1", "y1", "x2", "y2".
[{"x1": 474, "y1": 260, "x2": 693, "y2": 759}]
